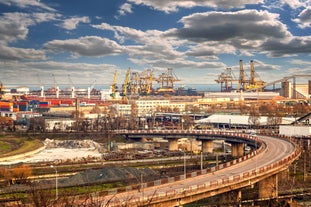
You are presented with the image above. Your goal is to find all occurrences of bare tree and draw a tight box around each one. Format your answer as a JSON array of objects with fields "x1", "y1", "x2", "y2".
[{"x1": 248, "y1": 103, "x2": 261, "y2": 129}]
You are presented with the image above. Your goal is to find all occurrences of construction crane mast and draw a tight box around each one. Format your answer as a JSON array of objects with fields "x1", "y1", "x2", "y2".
[{"x1": 156, "y1": 68, "x2": 180, "y2": 93}]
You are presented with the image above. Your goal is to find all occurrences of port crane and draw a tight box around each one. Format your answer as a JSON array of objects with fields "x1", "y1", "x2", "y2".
[
  {"x1": 87, "y1": 80, "x2": 96, "y2": 99},
  {"x1": 0, "y1": 80, "x2": 4, "y2": 99},
  {"x1": 246, "y1": 60, "x2": 265, "y2": 91},
  {"x1": 110, "y1": 70, "x2": 118, "y2": 99},
  {"x1": 139, "y1": 68, "x2": 153, "y2": 95},
  {"x1": 121, "y1": 68, "x2": 131, "y2": 101},
  {"x1": 130, "y1": 71, "x2": 140, "y2": 95},
  {"x1": 215, "y1": 68, "x2": 238, "y2": 92},
  {"x1": 216, "y1": 60, "x2": 266, "y2": 92},
  {"x1": 52, "y1": 74, "x2": 60, "y2": 98},
  {"x1": 36, "y1": 74, "x2": 45, "y2": 97},
  {"x1": 68, "y1": 75, "x2": 75, "y2": 98},
  {"x1": 155, "y1": 68, "x2": 180, "y2": 94}
]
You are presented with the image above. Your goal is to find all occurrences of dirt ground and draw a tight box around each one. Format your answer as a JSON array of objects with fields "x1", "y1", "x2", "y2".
[{"x1": 0, "y1": 139, "x2": 103, "y2": 165}]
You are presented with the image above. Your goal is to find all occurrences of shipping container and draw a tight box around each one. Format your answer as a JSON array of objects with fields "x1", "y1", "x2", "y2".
[
  {"x1": 13, "y1": 108, "x2": 19, "y2": 112},
  {"x1": 50, "y1": 99, "x2": 61, "y2": 106},
  {"x1": 61, "y1": 100, "x2": 74, "y2": 106}
]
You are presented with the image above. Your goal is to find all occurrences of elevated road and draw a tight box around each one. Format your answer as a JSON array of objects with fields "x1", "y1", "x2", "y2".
[{"x1": 97, "y1": 130, "x2": 301, "y2": 206}]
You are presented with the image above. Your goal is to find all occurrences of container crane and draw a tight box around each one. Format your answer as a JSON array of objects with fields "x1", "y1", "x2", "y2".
[
  {"x1": 130, "y1": 72, "x2": 140, "y2": 95},
  {"x1": 52, "y1": 74, "x2": 60, "y2": 98},
  {"x1": 68, "y1": 75, "x2": 75, "y2": 98},
  {"x1": 215, "y1": 68, "x2": 238, "y2": 92},
  {"x1": 155, "y1": 68, "x2": 180, "y2": 94},
  {"x1": 140, "y1": 69, "x2": 153, "y2": 95},
  {"x1": 121, "y1": 68, "x2": 131, "y2": 100},
  {"x1": 87, "y1": 80, "x2": 96, "y2": 99},
  {"x1": 110, "y1": 70, "x2": 118, "y2": 99},
  {"x1": 246, "y1": 60, "x2": 265, "y2": 92},
  {"x1": 238, "y1": 60, "x2": 247, "y2": 91},
  {"x1": 36, "y1": 74, "x2": 44, "y2": 97},
  {"x1": 0, "y1": 81, "x2": 4, "y2": 99}
]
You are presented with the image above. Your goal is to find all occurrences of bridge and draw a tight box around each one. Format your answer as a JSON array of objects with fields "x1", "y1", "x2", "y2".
[{"x1": 95, "y1": 130, "x2": 301, "y2": 206}]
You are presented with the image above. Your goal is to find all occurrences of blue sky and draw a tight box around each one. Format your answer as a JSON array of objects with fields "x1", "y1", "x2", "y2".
[{"x1": 0, "y1": 0, "x2": 310, "y2": 89}]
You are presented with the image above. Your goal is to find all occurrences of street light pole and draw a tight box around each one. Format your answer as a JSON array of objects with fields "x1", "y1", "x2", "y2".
[
  {"x1": 184, "y1": 151, "x2": 186, "y2": 178},
  {"x1": 50, "y1": 165, "x2": 58, "y2": 200}
]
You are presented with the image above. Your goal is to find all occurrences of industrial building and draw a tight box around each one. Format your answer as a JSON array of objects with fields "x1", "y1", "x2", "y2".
[{"x1": 195, "y1": 114, "x2": 295, "y2": 130}]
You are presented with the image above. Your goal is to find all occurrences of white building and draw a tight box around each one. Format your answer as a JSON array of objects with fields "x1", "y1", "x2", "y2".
[
  {"x1": 45, "y1": 118, "x2": 76, "y2": 131},
  {"x1": 113, "y1": 99, "x2": 186, "y2": 116},
  {"x1": 279, "y1": 125, "x2": 311, "y2": 137},
  {"x1": 196, "y1": 114, "x2": 295, "y2": 129}
]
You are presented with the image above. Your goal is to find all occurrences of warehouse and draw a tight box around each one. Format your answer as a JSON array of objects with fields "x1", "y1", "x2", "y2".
[{"x1": 195, "y1": 114, "x2": 295, "y2": 130}]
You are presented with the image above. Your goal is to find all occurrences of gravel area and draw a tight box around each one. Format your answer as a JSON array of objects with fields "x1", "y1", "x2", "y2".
[{"x1": 0, "y1": 139, "x2": 103, "y2": 165}]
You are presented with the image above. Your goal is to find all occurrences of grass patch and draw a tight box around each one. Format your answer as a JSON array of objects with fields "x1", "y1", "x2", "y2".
[
  {"x1": 0, "y1": 141, "x2": 12, "y2": 153},
  {"x1": 0, "y1": 138, "x2": 43, "y2": 158}
]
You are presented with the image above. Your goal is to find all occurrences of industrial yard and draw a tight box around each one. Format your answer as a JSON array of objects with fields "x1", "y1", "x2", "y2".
[{"x1": 0, "y1": 61, "x2": 310, "y2": 206}]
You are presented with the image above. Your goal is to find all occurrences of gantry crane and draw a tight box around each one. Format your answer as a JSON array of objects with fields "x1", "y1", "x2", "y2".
[
  {"x1": 140, "y1": 68, "x2": 153, "y2": 95},
  {"x1": 121, "y1": 68, "x2": 131, "y2": 99},
  {"x1": 87, "y1": 80, "x2": 96, "y2": 99},
  {"x1": 246, "y1": 60, "x2": 265, "y2": 92},
  {"x1": 36, "y1": 74, "x2": 44, "y2": 97},
  {"x1": 238, "y1": 60, "x2": 248, "y2": 91},
  {"x1": 215, "y1": 67, "x2": 238, "y2": 92},
  {"x1": 0, "y1": 80, "x2": 4, "y2": 99},
  {"x1": 52, "y1": 74, "x2": 60, "y2": 98},
  {"x1": 130, "y1": 71, "x2": 140, "y2": 95},
  {"x1": 155, "y1": 68, "x2": 180, "y2": 94},
  {"x1": 110, "y1": 70, "x2": 118, "y2": 98},
  {"x1": 68, "y1": 74, "x2": 75, "y2": 98}
]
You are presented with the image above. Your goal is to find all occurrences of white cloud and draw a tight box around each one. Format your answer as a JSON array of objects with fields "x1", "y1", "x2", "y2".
[
  {"x1": 0, "y1": 60, "x2": 120, "y2": 86},
  {"x1": 127, "y1": 0, "x2": 264, "y2": 13},
  {"x1": 0, "y1": 0, "x2": 56, "y2": 12},
  {"x1": 293, "y1": 7, "x2": 311, "y2": 28},
  {"x1": 0, "y1": 12, "x2": 59, "y2": 43},
  {"x1": 116, "y1": 3, "x2": 133, "y2": 18},
  {"x1": 0, "y1": 44, "x2": 46, "y2": 60},
  {"x1": 59, "y1": 16, "x2": 90, "y2": 30},
  {"x1": 279, "y1": 0, "x2": 309, "y2": 9},
  {"x1": 44, "y1": 36, "x2": 124, "y2": 57}
]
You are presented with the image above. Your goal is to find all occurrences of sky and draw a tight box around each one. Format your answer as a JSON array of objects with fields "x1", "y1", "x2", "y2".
[{"x1": 0, "y1": 0, "x2": 311, "y2": 90}]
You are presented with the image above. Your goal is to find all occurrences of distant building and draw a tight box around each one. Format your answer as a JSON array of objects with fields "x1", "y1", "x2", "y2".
[
  {"x1": 113, "y1": 99, "x2": 186, "y2": 116},
  {"x1": 279, "y1": 125, "x2": 311, "y2": 137},
  {"x1": 195, "y1": 114, "x2": 295, "y2": 129}
]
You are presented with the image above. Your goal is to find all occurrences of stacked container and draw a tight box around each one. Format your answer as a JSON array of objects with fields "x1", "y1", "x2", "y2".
[
  {"x1": 18, "y1": 101, "x2": 29, "y2": 111},
  {"x1": 49, "y1": 99, "x2": 61, "y2": 106},
  {"x1": 0, "y1": 101, "x2": 13, "y2": 112},
  {"x1": 61, "y1": 99, "x2": 75, "y2": 107},
  {"x1": 38, "y1": 101, "x2": 50, "y2": 108},
  {"x1": 13, "y1": 102, "x2": 19, "y2": 112}
]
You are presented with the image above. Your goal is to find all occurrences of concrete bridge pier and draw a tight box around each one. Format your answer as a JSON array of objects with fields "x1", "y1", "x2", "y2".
[
  {"x1": 202, "y1": 140, "x2": 213, "y2": 153},
  {"x1": 258, "y1": 174, "x2": 278, "y2": 199},
  {"x1": 231, "y1": 142, "x2": 244, "y2": 157},
  {"x1": 168, "y1": 138, "x2": 179, "y2": 151}
]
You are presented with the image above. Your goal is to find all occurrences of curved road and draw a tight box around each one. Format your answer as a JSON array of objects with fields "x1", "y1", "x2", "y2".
[{"x1": 95, "y1": 133, "x2": 299, "y2": 207}]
